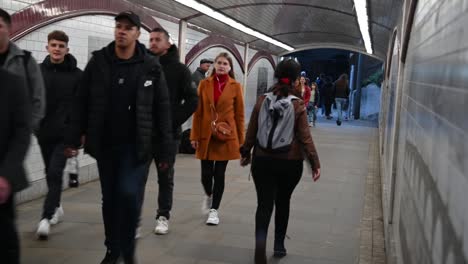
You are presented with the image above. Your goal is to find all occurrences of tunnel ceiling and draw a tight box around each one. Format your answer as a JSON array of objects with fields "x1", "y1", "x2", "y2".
[{"x1": 135, "y1": 0, "x2": 402, "y2": 59}]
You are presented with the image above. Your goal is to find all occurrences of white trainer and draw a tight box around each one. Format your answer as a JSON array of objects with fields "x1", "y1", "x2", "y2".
[
  {"x1": 36, "y1": 219, "x2": 50, "y2": 240},
  {"x1": 202, "y1": 195, "x2": 213, "y2": 214},
  {"x1": 154, "y1": 216, "x2": 169, "y2": 235},
  {"x1": 49, "y1": 206, "x2": 64, "y2": 225},
  {"x1": 206, "y1": 209, "x2": 219, "y2": 225},
  {"x1": 135, "y1": 226, "x2": 142, "y2": 239}
]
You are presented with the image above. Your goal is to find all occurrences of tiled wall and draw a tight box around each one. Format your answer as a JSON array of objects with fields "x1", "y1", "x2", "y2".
[{"x1": 380, "y1": 0, "x2": 468, "y2": 263}]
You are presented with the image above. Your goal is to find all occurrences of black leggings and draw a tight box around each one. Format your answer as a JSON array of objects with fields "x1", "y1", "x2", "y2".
[
  {"x1": 251, "y1": 157, "x2": 303, "y2": 252},
  {"x1": 201, "y1": 160, "x2": 229, "y2": 210}
]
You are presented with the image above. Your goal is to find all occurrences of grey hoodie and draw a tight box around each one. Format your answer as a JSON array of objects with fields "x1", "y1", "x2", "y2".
[{"x1": 2, "y1": 42, "x2": 45, "y2": 130}]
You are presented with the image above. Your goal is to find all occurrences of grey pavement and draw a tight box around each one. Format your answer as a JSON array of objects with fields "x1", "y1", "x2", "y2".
[{"x1": 16, "y1": 120, "x2": 377, "y2": 264}]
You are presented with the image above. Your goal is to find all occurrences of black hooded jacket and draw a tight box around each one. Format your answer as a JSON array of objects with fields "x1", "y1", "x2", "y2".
[
  {"x1": 65, "y1": 41, "x2": 174, "y2": 163},
  {"x1": 38, "y1": 54, "x2": 82, "y2": 143},
  {"x1": 156, "y1": 44, "x2": 198, "y2": 138}
]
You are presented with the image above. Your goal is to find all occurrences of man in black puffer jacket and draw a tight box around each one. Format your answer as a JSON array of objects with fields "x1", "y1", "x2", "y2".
[
  {"x1": 64, "y1": 12, "x2": 174, "y2": 264},
  {"x1": 35, "y1": 30, "x2": 82, "y2": 240},
  {"x1": 140, "y1": 27, "x2": 198, "y2": 235}
]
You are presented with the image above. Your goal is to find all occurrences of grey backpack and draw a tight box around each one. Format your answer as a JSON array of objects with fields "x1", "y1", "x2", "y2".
[{"x1": 256, "y1": 92, "x2": 299, "y2": 153}]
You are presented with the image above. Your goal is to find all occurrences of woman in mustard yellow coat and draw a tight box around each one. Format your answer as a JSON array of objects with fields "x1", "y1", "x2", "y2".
[{"x1": 190, "y1": 52, "x2": 245, "y2": 225}]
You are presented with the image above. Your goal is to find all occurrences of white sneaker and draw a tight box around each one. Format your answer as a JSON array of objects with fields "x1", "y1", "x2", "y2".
[
  {"x1": 49, "y1": 206, "x2": 64, "y2": 225},
  {"x1": 36, "y1": 219, "x2": 50, "y2": 240},
  {"x1": 154, "y1": 216, "x2": 169, "y2": 235},
  {"x1": 202, "y1": 195, "x2": 213, "y2": 214},
  {"x1": 206, "y1": 209, "x2": 219, "y2": 225}
]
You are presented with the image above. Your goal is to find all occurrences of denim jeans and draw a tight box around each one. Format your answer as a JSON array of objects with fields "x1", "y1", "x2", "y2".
[
  {"x1": 307, "y1": 103, "x2": 317, "y2": 123},
  {"x1": 96, "y1": 144, "x2": 150, "y2": 260},
  {"x1": 38, "y1": 142, "x2": 67, "y2": 220},
  {"x1": 335, "y1": 98, "x2": 348, "y2": 121}
]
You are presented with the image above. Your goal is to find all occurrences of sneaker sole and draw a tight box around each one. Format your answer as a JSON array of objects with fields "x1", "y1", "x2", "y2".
[
  {"x1": 154, "y1": 229, "x2": 169, "y2": 235},
  {"x1": 206, "y1": 221, "x2": 219, "y2": 226},
  {"x1": 37, "y1": 234, "x2": 49, "y2": 240}
]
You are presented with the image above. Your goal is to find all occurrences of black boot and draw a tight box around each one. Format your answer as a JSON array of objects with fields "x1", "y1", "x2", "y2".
[
  {"x1": 100, "y1": 249, "x2": 119, "y2": 264},
  {"x1": 273, "y1": 239, "x2": 287, "y2": 258},
  {"x1": 254, "y1": 246, "x2": 267, "y2": 264}
]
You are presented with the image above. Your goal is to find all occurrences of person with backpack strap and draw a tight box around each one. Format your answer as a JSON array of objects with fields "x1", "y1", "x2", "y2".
[{"x1": 240, "y1": 59, "x2": 321, "y2": 264}]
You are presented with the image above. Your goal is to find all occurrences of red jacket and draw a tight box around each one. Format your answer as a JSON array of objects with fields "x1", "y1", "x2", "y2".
[{"x1": 302, "y1": 85, "x2": 312, "y2": 105}]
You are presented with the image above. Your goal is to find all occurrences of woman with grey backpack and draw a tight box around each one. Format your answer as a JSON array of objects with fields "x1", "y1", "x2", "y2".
[{"x1": 240, "y1": 59, "x2": 321, "y2": 264}]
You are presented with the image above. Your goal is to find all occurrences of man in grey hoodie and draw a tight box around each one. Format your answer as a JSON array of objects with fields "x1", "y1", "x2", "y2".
[{"x1": 0, "y1": 8, "x2": 45, "y2": 130}]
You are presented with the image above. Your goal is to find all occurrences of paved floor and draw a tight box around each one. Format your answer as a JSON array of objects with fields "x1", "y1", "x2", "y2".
[{"x1": 16, "y1": 120, "x2": 377, "y2": 264}]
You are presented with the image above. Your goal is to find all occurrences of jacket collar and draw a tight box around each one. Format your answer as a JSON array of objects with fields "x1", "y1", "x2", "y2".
[
  {"x1": 205, "y1": 75, "x2": 237, "y2": 107},
  {"x1": 5, "y1": 42, "x2": 25, "y2": 62}
]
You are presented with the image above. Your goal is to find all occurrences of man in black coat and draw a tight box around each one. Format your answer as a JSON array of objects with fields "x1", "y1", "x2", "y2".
[
  {"x1": 0, "y1": 68, "x2": 31, "y2": 264},
  {"x1": 35, "y1": 30, "x2": 82, "y2": 240},
  {"x1": 64, "y1": 11, "x2": 174, "y2": 264},
  {"x1": 144, "y1": 27, "x2": 198, "y2": 235}
]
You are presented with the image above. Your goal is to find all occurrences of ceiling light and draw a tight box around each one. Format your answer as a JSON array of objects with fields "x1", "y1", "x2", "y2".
[
  {"x1": 173, "y1": 0, "x2": 294, "y2": 51},
  {"x1": 354, "y1": 0, "x2": 373, "y2": 54}
]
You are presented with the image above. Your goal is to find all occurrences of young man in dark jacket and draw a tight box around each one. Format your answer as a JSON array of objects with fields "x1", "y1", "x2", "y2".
[
  {"x1": 64, "y1": 12, "x2": 174, "y2": 264},
  {"x1": 0, "y1": 8, "x2": 45, "y2": 131},
  {"x1": 0, "y1": 68, "x2": 31, "y2": 264},
  {"x1": 144, "y1": 27, "x2": 198, "y2": 235},
  {"x1": 35, "y1": 30, "x2": 82, "y2": 239},
  {"x1": 191, "y1": 58, "x2": 212, "y2": 88}
]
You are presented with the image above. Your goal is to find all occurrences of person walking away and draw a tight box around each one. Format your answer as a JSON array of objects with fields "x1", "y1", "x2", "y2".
[
  {"x1": 140, "y1": 27, "x2": 198, "y2": 235},
  {"x1": 308, "y1": 82, "x2": 320, "y2": 126},
  {"x1": 192, "y1": 58, "x2": 213, "y2": 88},
  {"x1": 0, "y1": 8, "x2": 45, "y2": 131},
  {"x1": 333, "y1": 74, "x2": 350, "y2": 126},
  {"x1": 0, "y1": 68, "x2": 32, "y2": 264},
  {"x1": 35, "y1": 30, "x2": 83, "y2": 239},
  {"x1": 239, "y1": 59, "x2": 321, "y2": 264},
  {"x1": 64, "y1": 11, "x2": 174, "y2": 264},
  {"x1": 190, "y1": 52, "x2": 245, "y2": 226},
  {"x1": 322, "y1": 76, "x2": 334, "y2": 119}
]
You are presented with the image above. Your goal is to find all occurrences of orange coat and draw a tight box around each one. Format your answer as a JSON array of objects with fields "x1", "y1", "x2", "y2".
[{"x1": 190, "y1": 76, "x2": 245, "y2": 160}]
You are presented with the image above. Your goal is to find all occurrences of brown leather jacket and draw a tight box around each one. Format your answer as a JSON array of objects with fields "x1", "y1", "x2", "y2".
[{"x1": 241, "y1": 94, "x2": 320, "y2": 170}]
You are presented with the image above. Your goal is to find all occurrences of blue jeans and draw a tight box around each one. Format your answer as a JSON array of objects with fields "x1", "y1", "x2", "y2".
[
  {"x1": 96, "y1": 144, "x2": 150, "y2": 260},
  {"x1": 335, "y1": 98, "x2": 348, "y2": 121},
  {"x1": 307, "y1": 103, "x2": 317, "y2": 123}
]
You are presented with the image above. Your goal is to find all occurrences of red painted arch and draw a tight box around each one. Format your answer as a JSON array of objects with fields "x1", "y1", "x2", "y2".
[
  {"x1": 10, "y1": 0, "x2": 161, "y2": 41},
  {"x1": 185, "y1": 35, "x2": 244, "y2": 73},
  {"x1": 247, "y1": 51, "x2": 276, "y2": 74}
]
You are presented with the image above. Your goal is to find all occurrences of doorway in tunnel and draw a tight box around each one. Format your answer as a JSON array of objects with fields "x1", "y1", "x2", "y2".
[{"x1": 282, "y1": 48, "x2": 383, "y2": 123}]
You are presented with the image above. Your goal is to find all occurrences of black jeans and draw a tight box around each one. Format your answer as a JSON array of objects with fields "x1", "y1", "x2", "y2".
[
  {"x1": 251, "y1": 157, "x2": 303, "y2": 253},
  {"x1": 0, "y1": 195, "x2": 19, "y2": 264},
  {"x1": 38, "y1": 142, "x2": 67, "y2": 220},
  {"x1": 201, "y1": 160, "x2": 228, "y2": 210},
  {"x1": 96, "y1": 144, "x2": 150, "y2": 261},
  {"x1": 137, "y1": 140, "x2": 179, "y2": 220}
]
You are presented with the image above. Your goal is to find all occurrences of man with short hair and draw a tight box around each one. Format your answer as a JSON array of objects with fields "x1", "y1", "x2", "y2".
[
  {"x1": 0, "y1": 8, "x2": 45, "y2": 130},
  {"x1": 0, "y1": 68, "x2": 31, "y2": 264},
  {"x1": 142, "y1": 27, "x2": 198, "y2": 235},
  {"x1": 64, "y1": 11, "x2": 174, "y2": 264},
  {"x1": 35, "y1": 30, "x2": 82, "y2": 240},
  {"x1": 192, "y1": 58, "x2": 212, "y2": 88}
]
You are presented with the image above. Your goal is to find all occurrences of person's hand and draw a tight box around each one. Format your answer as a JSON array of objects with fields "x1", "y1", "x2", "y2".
[
  {"x1": 312, "y1": 168, "x2": 321, "y2": 182},
  {"x1": 0, "y1": 177, "x2": 11, "y2": 204},
  {"x1": 315, "y1": 106, "x2": 318, "y2": 109},
  {"x1": 191, "y1": 141, "x2": 199, "y2": 149},
  {"x1": 240, "y1": 157, "x2": 251, "y2": 167},
  {"x1": 158, "y1": 162, "x2": 170, "y2": 171},
  {"x1": 64, "y1": 147, "x2": 78, "y2": 158}
]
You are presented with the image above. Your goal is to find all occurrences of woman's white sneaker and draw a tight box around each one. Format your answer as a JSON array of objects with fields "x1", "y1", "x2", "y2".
[
  {"x1": 154, "y1": 216, "x2": 169, "y2": 235},
  {"x1": 36, "y1": 219, "x2": 50, "y2": 240},
  {"x1": 49, "y1": 206, "x2": 64, "y2": 225},
  {"x1": 206, "y1": 209, "x2": 219, "y2": 225}
]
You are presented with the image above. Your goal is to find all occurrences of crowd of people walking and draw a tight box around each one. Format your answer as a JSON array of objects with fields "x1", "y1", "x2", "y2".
[{"x1": 0, "y1": 9, "x2": 325, "y2": 264}]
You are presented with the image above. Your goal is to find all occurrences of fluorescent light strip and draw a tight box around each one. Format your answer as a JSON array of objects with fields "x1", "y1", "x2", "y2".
[
  {"x1": 173, "y1": 0, "x2": 294, "y2": 51},
  {"x1": 354, "y1": 0, "x2": 373, "y2": 54}
]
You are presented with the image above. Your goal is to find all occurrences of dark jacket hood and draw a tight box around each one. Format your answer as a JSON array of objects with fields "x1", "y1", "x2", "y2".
[
  {"x1": 42, "y1": 53, "x2": 78, "y2": 71},
  {"x1": 159, "y1": 44, "x2": 180, "y2": 66}
]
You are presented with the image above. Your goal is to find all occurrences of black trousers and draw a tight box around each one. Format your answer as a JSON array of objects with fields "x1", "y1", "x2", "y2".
[
  {"x1": 251, "y1": 157, "x2": 303, "y2": 253},
  {"x1": 38, "y1": 142, "x2": 67, "y2": 220},
  {"x1": 201, "y1": 160, "x2": 229, "y2": 210},
  {"x1": 0, "y1": 194, "x2": 20, "y2": 264}
]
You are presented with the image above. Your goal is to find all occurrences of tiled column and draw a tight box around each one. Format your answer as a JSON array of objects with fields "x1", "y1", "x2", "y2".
[{"x1": 178, "y1": 20, "x2": 187, "y2": 63}]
